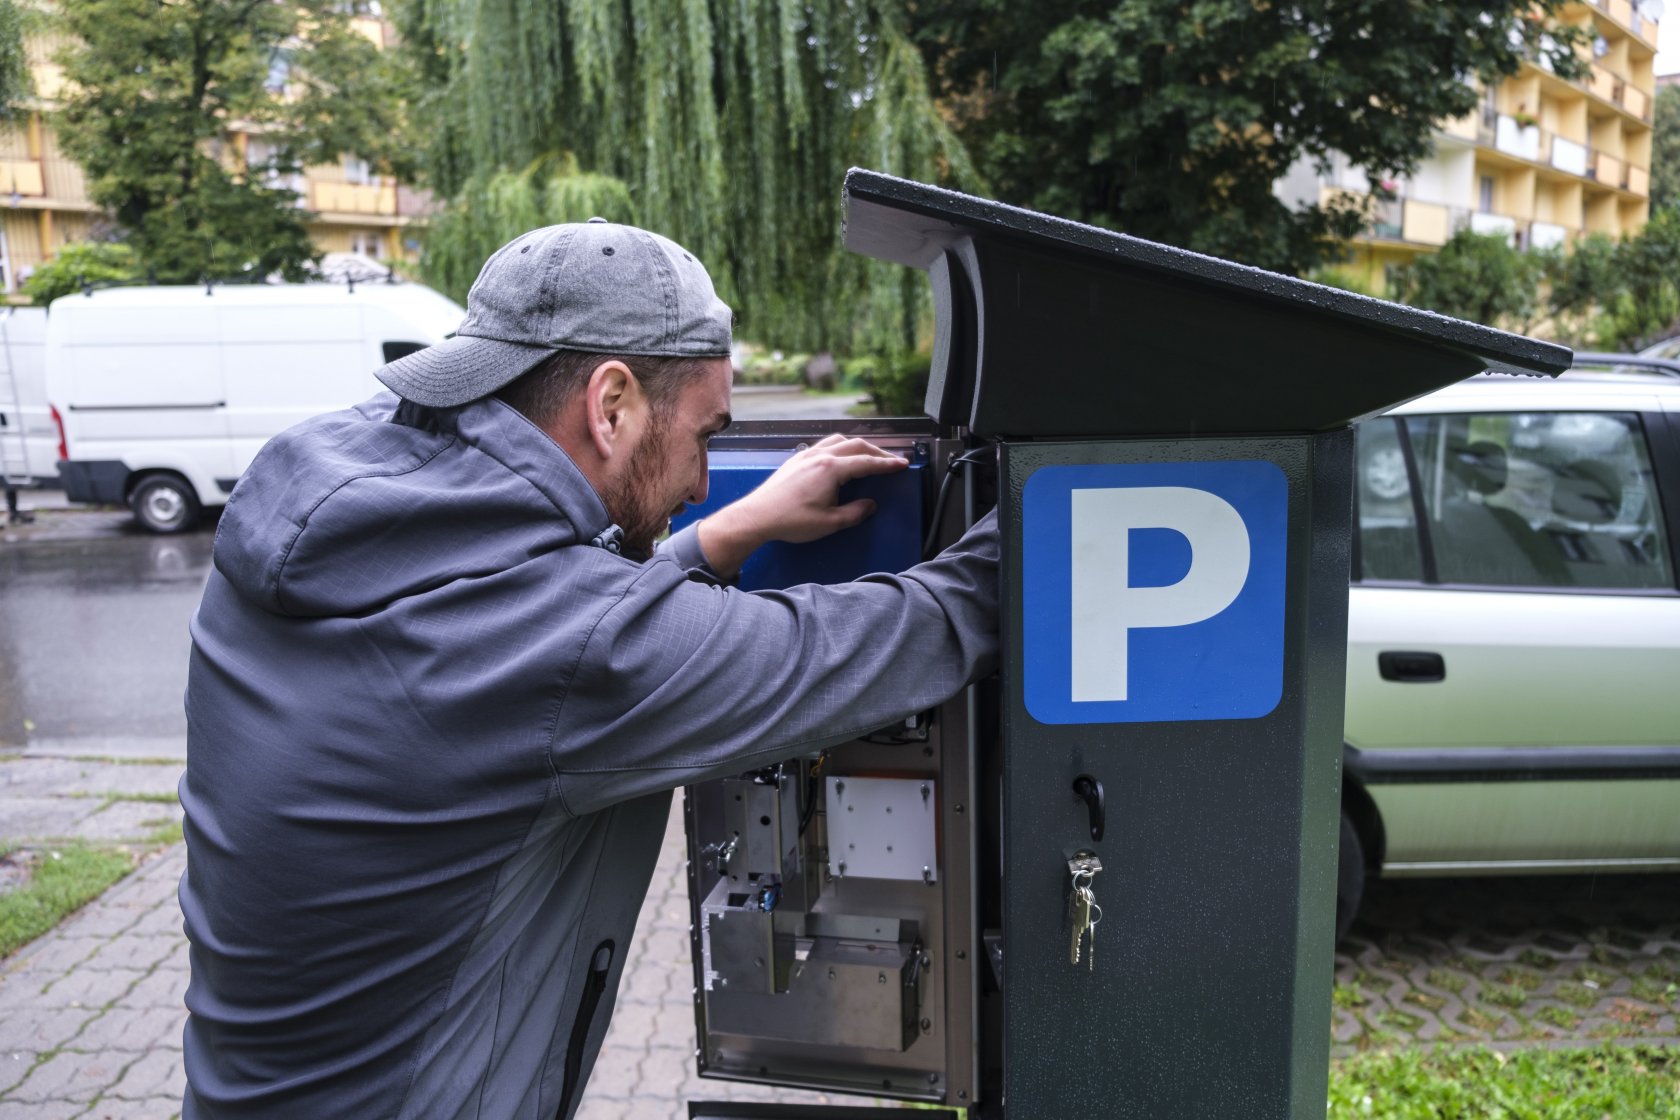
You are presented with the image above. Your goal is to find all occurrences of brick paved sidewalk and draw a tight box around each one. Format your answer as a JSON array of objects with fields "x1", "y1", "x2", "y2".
[
  {"x1": 7, "y1": 771, "x2": 1677, "y2": 1117},
  {"x1": 0, "y1": 844, "x2": 188, "y2": 1119},
  {"x1": 0, "y1": 798, "x2": 872, "y2": 1119}
]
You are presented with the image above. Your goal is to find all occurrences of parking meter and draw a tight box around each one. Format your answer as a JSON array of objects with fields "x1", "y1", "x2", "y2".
[{"x1": 678, "y1": 171, "x2": 1570, "y2": 1119}]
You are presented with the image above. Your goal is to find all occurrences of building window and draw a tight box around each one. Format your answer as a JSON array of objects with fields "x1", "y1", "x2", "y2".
[
  {"x1": 1479, "y1": 176, "x2": 1496, "y2": 214},
  {"x1": 343, "y1": 156, "x2": 372, "y2": 186}
]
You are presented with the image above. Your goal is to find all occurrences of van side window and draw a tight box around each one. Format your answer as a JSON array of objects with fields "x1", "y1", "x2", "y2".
[{"x1": 382, "y1": 341, "x2": 428, "y2": 363}]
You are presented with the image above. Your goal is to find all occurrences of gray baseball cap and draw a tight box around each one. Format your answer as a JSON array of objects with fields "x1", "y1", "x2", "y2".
[{"x1": 376, "y1": 219, "x2": 733, "y2": 408}]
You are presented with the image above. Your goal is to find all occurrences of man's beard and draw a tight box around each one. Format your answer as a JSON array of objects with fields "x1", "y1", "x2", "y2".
[{"x1": 602, "y1": 415, "x2": 677, "y2": 562}]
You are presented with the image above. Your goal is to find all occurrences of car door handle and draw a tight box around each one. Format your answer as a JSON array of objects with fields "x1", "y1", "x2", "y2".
[{"x1": 1377, "y1": 651, "x2": 1446, "y2": 682}]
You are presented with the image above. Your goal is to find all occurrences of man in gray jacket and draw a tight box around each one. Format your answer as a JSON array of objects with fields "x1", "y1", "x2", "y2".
[{"x1": 179, "y1": 220, "x2": 998, "y2": 1118}]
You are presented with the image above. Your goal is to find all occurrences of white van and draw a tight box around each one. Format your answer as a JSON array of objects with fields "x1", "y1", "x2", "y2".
[
  {"x1": 47, "y1": 282, "x2": 466, "y2": 532},
  {"x1": 0, "y1": 307, "x2": 54, "y2": 486}
]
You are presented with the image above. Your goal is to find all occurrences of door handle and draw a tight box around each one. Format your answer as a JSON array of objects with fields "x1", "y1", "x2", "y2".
[
  {"x1": 1072, "y1": 774, "x2": 1105, "y2": 842},
  {"x1": 1377, "y1": 651, "x2": 1445, "y2": 682}
]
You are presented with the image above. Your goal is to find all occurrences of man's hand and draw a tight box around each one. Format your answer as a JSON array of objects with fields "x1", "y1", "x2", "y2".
[{"x1": 697, "y1": 434, "x2": 908, "y2": 580}]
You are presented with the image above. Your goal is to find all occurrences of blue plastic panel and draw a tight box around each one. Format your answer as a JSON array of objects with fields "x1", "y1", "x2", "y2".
[{"x1": 669, "y1": 450, "x2": 924, "y2": 590}]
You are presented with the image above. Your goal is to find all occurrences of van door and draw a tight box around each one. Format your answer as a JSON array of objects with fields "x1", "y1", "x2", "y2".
[
  {"x1": 220, "y1": 301, "x2": 366, "y2": 479},
  {"x1": 58, "y1": 299, "x2": 234, "y2": 499}
]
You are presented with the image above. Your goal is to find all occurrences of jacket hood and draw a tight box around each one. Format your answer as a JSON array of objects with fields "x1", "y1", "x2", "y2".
[{"x1": 213, "y1": 393, "x2": 614, "y2": 618}]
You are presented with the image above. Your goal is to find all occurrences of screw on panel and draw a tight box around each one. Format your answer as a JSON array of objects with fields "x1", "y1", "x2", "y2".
[
  {"x1": 878, "y1": 973, "x2": 887, "y2": 984},
  {"x1": 920, "y1": 783, "x2": 930, "y2": 801},
  {"x1": 920, "y1": 1017, "x2": 932, "y2": 1032},
  {"x1": 922, "y1": 866, "x2": 932, "y2": 884}
]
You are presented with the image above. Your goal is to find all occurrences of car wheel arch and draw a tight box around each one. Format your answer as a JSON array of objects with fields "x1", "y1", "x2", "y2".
[{"x1": 1340, "y1": 747, "x2": 1386, "y2": 873}]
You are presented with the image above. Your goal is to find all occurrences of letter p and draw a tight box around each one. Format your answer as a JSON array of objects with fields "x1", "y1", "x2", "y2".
[{"x1": 1069, "y1": 487, "x2": 1251, "y2": 703}]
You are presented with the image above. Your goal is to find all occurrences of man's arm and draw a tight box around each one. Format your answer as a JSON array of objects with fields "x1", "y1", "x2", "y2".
[
  {"x1": 550, "y1": 509, "x2": 998, "y2": 817},
  {"x1": 694, "y1": 434, "x2": 910, "y2": 580}
]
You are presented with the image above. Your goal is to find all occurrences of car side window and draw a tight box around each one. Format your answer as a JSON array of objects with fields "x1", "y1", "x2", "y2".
[
  {"x1": 1355, "y1": 418, "x2": 1424, "y2": 581},
  {"x1": 1404, "y1": 411, "x2": 1673, "y2": 590}
]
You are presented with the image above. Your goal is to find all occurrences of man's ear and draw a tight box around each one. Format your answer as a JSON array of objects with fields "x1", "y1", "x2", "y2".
[{"x1": 584, "y1": 360, "x2": 647, "y2": 462}]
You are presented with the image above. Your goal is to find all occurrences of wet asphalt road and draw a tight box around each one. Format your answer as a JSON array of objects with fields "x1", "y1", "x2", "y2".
[
  {"x1": 0, "y1": 516, "x2": 212, "y2": 752},
  {"x1": 0, "y1": 387, "x2": 865, "y2": 756}
]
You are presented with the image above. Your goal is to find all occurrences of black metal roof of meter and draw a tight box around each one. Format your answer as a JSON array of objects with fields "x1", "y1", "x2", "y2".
[{"x1": 841, "y1": 169, "x2": 1572, "y2": 440}]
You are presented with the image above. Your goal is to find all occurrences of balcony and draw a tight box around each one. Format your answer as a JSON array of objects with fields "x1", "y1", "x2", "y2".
[
  {"x1": 311, "y1": 181, "x2": 397, "y2": 217},
  {"x1": 0, "y1": 157, "x2": 42, "y2": 199},
  {"x1": 1545, "y1": 133, "x2": 1590, "y2": 176},
  {"x1": 1584, "y1": 148, "x2": 1650, "y2": 192},
  {"x1": 1586, "y1": 63, "x2": 1655, "y2": 121}
]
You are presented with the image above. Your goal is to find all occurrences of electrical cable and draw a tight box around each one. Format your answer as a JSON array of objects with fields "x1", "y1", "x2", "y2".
[{"x1": 923, "y1": 447, "x2": 996, "y2": 560}]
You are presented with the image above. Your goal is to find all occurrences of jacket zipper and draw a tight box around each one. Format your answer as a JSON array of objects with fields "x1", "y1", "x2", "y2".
[{"x1": 554, "y1": 939, "x2": 614, "y2": 1120}]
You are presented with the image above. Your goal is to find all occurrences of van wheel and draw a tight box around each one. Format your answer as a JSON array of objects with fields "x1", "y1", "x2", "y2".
[
  {"x1": 130, "y1": 475, "x2": 200, "y2": 534},
  {"x1": 1336, "y1": 810, "x2": 1366, "y2": 944}
]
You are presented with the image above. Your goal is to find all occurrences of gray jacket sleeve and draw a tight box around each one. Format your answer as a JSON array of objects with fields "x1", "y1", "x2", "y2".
[{"x1": 550, "y1": 510, "x2": 998, "y2": 816}]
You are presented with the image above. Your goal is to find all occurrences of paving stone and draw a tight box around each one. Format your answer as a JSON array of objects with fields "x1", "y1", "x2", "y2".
[
  {"x1": 33, "y1": 968, "x2": 147, "y2": 1012},
  {"x1": 70, "y1": 1008, "x2": 185, "y2": 1054},
  {"x1": 0, "y1": 799, "x2": 101, "y2": 843},
  {"x1": 53, "y1": 903, "x2": 146, "y2": 942},
  {"x1": 0, "y1": 1008, "x2": 98, "y2": 1055},
  {"x1": 81, "y1": 936, "x2": 182, "y2": 975},
  {"x1": 0, "y1": 1099, "x2": 85, "y2": 1120},
  {"x1": 71, "y1": 803, "x2": 182, "y2": 846},
  {"x1": 79, "y1": 1097, "x2": 182, "y2": 1120},
  {"x1": 584, "y1": 1041, "x2": 640, "y2": 1099},
  {"x1": 104, "y1": 1048, "x2": 183, "y2": 1101},
  {"x1": 126, "y1": 904, "x2": 184, "y2": 941},
  {"x1": 5, "y1": 936, "x2": 109, "y2": 981},
  {"x1": 114, "y1": 968, "x2": 186, "y2": 1013},
  {"x1": 4, "y1": 1049, "x2": 124, "y2": 1104},
  {"x1": 0, "y1": 1051, "x2": 38, "y2": 1096}
]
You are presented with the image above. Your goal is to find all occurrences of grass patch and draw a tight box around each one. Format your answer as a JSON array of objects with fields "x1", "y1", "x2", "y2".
[
  {"x1": 1536, "y1": 1005, "x2": 1581, "y2": 1031},
  {"x1": 1497, "y1": 968, "x2": 1544, "y2": 992},
  {"x1": 1629, "y1": 974, "x2": 1677, "y2": 1005},
  {"x1": 1426, "y1": 968, "x2": 1468, "y2": 994},
  {"x1": 1404, "y1": 990, "x2": 1447, "y2": 1011},
  {"x1": 1333, "y1": 982, "x2": 1370, "y2": 1009},
  {"x1": 0, "y1": 843, "x2": 133, "y2": 958},
  {"x1": 1484, "y1": 982, "x2": 1529, "y2": 1009},
  {"x1": 1556, "y1": 982, "x2": 1598, "y2": 1008},
  {"x1": 1329, "y1": 1045, "x2": 1680, "y2": 1119},
  {"x1": 1517, "y1": 948, "x2": 1556, "y2": 970},
  {"x1": 1460, "y1": 1007, "x2": 1504, "y2": 1033}
]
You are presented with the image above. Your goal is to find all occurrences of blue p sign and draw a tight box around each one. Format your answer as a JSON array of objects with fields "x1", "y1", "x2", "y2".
[{"x1": 1022, "y1": 461, "x2": 1288, "y2": 725}]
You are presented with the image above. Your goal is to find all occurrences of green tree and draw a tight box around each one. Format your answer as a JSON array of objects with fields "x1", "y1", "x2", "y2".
[
  {"x1": 909, "y1": 0, "x2": 1587, "y2": 275},
  {"x1": 395, "y1": 0, "x2": 976, "y2": 353},
  {"x1": 1598, "y1": 206, "x2": 1680, "y2": 350},
  {"x1": 1651, "y1": 86, "x2": 1680, "y2": 214},
  {"x1": 0, "y1": 1, "x2": 31, "y2": 121},
  {"x1": 52, "y1": 0, "x2": 412, "y2": 283},
  {"x1": 1394, "y1": 230, "x2": 1545, "y2": 331},
  {"x1": 1543, "y1": 232, "x2": 1618, "y2": 347},
  {"x1": 20, "y1": 241, "x2": 138, "y2": 305}
]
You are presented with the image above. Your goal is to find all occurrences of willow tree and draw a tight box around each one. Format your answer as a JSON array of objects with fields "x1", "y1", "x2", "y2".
[{"x1": 395, "y1": 0, "x2": 975, "y2": 353}]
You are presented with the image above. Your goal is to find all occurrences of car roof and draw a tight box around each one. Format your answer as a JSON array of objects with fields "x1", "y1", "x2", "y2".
[{"x1": 1386, "y1": 367, "x2": 1680, "y2": 416}]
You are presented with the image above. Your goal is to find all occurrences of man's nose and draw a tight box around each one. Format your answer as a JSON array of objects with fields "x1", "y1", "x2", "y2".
[{"x1": 688, "y1": 455, "x2": 709, "y2": 506}]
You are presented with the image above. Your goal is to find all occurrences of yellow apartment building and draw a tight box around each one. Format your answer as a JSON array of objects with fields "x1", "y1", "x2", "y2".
[
  {"x1": 0, "y1": 12, "x2": 424, "y2": 296},
  {"x1": 1277, "y1": 0, "x2": 1660, "y2": 295}
]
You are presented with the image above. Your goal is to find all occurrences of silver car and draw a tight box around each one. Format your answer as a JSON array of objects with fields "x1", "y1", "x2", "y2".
[{"x1": 1338, "y1": 365, "x2": 1680, "y2": 937}]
